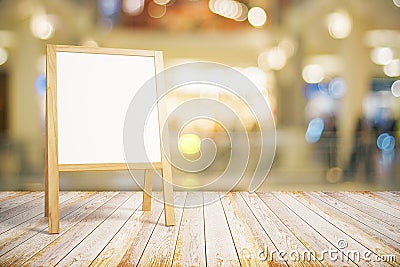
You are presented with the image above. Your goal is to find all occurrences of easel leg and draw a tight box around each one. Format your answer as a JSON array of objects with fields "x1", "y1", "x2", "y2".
[
  {"x1": 142, "y1": 169, "x2": 153, "y2": 211},
  {"x1": 161, "y1": 167, "x2": 175, "y2": 226}
]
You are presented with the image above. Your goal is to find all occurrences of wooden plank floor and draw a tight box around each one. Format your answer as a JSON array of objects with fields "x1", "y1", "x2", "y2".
[{"x1": 0, "y1": 191, "x2": 399, "y2": 267}]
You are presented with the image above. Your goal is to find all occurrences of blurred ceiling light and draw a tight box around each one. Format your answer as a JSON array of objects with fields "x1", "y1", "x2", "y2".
[
  {"x1": 81, "y1": 38, "x2": 99, "y2": 47},
  {"x1": 36, "y1": 55, "x2": 46, "y2": 74},
  {"x1": 393, "y1": 0, "x2": 400, "y2": 7},
  {"x1": 0, "y1": 48, "x2": 8, "y2": 66},
  {"x1": 370, "y1": 47, "x2": 393, "y2": 65},
  {"x1": 258, "y1": 47, "x2": 286, "y2": 71},
  {"x1": 326, "y1": 11, "x2": 352, "y2": 39},
  {"x1": 147, "y1": 1, "x2": 167, "y2": 18},
  {"x1": 235, "y1": 3, "x2": 248, "y2": 21},
  {"x1": 122, "y1": 0, "x2": 144, "y2": 15},
  {"x1": 383, "y1": 59, "x2": 400, "y2": 77},
  {"x1": 209, "y1": 0, "x2": 244, "y2": 20},
  {"x1": 302, "y1": 64, "x2": 325, "y2": 84},
  {"x1": 178, "y1": 134, "x2": 201, "y2": 155},
  {"x1": 278, "y1": 39, "x2": 296, "y2": 58},
  {"x1": 30, "y1": 14, "x2": 55, "y2": 40},
  {"x1": 154, "y1": 0, "x2": 171, "y2": 5},
  {"x1": 391, "y1": 80, "x2": 400, "y2": 97},
  {"x1": 248, "y1": 7, "x2": 267, "y2": 28}
]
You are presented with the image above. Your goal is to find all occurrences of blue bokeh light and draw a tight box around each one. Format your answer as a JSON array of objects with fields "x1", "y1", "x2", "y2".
[
  {"x1": 35, "y1": 74, "x2": 46, "y2": 96},
  {"x1": 305, "y1": 117, "x2": 325, "y2": 143},
  {"x1": 377, "y1": 133, "x2": 395, "y2": 152}
]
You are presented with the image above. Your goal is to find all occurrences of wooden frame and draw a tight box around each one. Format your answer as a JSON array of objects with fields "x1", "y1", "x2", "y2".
[{"x1": 45, "y1": 45, "x2": 175, "y2": 234}]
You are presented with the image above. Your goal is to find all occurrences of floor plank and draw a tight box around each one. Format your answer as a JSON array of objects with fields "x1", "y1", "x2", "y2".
[
  {"x1": 0, "y1": 192, "x2": 29, "y2": 202},
  {"x1": 1, "y1": 192, "x2": 118, "y2": 266},
  {"x1": 0, "y1": 192, "x2": 78, "y2": 230},
  {"x1": 0, "y1": 192, "x2": 44, "y2": 214},
  {"x1": 0, "y1": 191, "x2": 398, "y2": 267},
  {"x1": 0, "y1": 192, "x2": 97, "y2": 257},
  {"x1": 91, "y1": 192, "x2": 164, "y2": 267},
  {"x1": 21, "y1": 192, "x2": 131, "y2": 266},
  {"x1": 56, "y1": 192, "x2": 143, "y2": 266},
  {"x1": 323, "y1": 192, "x2": 400, "y2": 231},
  {"x1": 289, "y1": 192, "x2": 400, "y2": 264},
  {"x1": 220, "y1": 192, "x2": 285, "y2": 267},
  {"x1": 172, "y1": 192, "x2": 206, "y2": 267},
  {"x1": 137, "y1": 192, "x2": 187, "y2": 267},
  {"x1": 299, "y1": 192, "x2": 400, "y2": 253},
  {"x1": 370, "y1": 192, "x2": 400, "y2": 207},
  {"x1": 204, "y1": 192, "x2": 240, "y2": 267},
  {"x1": 241, "y1": 192, "x2": 322, "y2": 267},
  {"x1": 345, "y1": 192, "x2": 400, "y2": 216}
]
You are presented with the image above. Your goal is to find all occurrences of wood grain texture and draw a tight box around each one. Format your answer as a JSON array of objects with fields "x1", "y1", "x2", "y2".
[
  {"x1": 46, "y1": 44, "x2": 60, "y2": 233},
  {"x1": 371, "y1": 192, "x2": 400, "y2": 207},
  {"x1": 323, "y1": 192, "x2": 400, "y2": 230},
  {"x1": 0, "y1": 192, "x2": 114, "y2": 266},
  {"x1": 345, "y1": 192, "x2": 400, "y2": 217},
  {"x1": 56, "y1": 192, "x2": 142, "y2": 266},
  {"x1": 203, "y1": 192, "x2": 240, "y2": 267},
  {"x1": 59, "y1": 162, "x2": 162, "y2": 171},
  {"x1": 309, "y1": 192, "x2": 400, "y2": 244},
  {"x1": 172, "y1": 192, "x2": 206, "y2": 267},
  {"x1": 55, "y1": 45, "x2": 156, "y2": 57},
  {"x1": 0, "y1": 192, "x2": 43, "y2": 214},
  {"x1": 0, "y1": 191, "x2": 399, "y2": 267},
  {"x1": 273, "y1": 192, "x2": 393, "y2": 266},
  {"x1": 143, "y1": 169, "x2": 153, "y2": 211},
  {"x1": 22, "y1": 192, "x2": 131, "y2": 266},
  {"x1": 91, "y1": 192, "x2": 164, "y2": 267},
  {"x1": 137, "y1": 192, "x2": 186, "y2": 266},
  {"x1": 300, "y1": 192, "x2": 400, "y2": 252},
  {"x1": 0, "y1": 192, "x2": 96, "y2": 259},
  {"x1": 220, "y1": 193, "x2": 283, "y2": 267},
  {"x1": 241, "y1": 192, "x2": 322, "y2": 267},
  {"x1": 0, "y1": 192, "x2": 29, "y2": 202},
  {"x1": 155, "y1": 50, "x2": 175, "y2": 227}
]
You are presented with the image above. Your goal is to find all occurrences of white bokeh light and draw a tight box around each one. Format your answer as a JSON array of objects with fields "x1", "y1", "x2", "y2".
[
  {"x1": 391, "y1": 80, "x2": 400, "y2": 97},
  {"x1": 326, "y1": 11, "x2": 352, "y2": 39},
  {"x1": 371, "y1": 47, "x2": 394, "y2": 65},
  {"x1": 248, "y1": 7, "x2": 267, "y2": 28},
  {"x1": 30, "y1": 14, "x2": 55, "y2": 40},
  {"x1": 384, "y1": 59, "x2": 400, "y2": 77},
  {"x1": 302, "y1": 64, "x2": 325, "y2": 84},
  {"x1": 122, "y1": 0, "x2": 144, "y2": 15}
]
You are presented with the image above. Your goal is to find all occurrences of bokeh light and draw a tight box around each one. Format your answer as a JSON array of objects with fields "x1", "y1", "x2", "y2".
[
  {"x1": 148, "y1": 1, "x2": 167, "y2": 18},
  {"x1": 35, "y1": 74, "x2": 46, "y2": 96},
  {"x1": 383, "y1": 59, "x2": 400, "y2": 77},
  {"x1": 153, "y1": 0, "x2": 172, "y2": 6},
  {"x1": 247, "y1": 7, "x2": 267, "y2": 28},
  {"x1": 302, "y1": 64, "x2": 325, "y2": 84},
  {"x1": 370, "y1": 47, "x2": 393, "y2": 65},
  {"x1": 178, "y1": 134, "x2": 201, "y2": 155},
  {"x1": 122, "y1": 0, "x2": 144, "y2": 15},
  {"x1": 0, "y1": 47, "x2": 8, "y2": 66},
  {"x1": 258, "y1": 47, "x2": 287, "y2": 70},
  {"x1": 305, "y1": 117, "x2": 324, "y2": 143},
  {"x1": 30, "y1": 14, "x2": 55, "y2": 40},
  {"x1": 377, "y1": 133, "x2": 395, "y2": 152},
  {"x1": 209, "y1": 0, "x2": 245, "y2": 21},
  {"x1": 328, "y1": 77, "x2": 346, "y2": 99},
  {"x1": 326, "y1": 11, "x2": 352, "y2": 39},
  {"x1": 393, "y1": 0, "x2": 400, "y2": 7},
  {"x1": 391, "y1": 80, "x2": 400, "y2": 97}
]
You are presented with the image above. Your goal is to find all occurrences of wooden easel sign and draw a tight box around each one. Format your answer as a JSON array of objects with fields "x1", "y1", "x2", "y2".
[{"x1": 45, "y1": 45, "x2": 175, "y2": 234}]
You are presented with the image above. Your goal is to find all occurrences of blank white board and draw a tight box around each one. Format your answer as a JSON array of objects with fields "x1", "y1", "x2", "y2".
[{"x1": 56, "y1": 50, "x2": 162, "y2": 164}]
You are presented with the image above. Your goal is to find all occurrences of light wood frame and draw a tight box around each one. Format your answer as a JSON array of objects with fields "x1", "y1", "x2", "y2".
[{"x1": 45, "y1": 45, "x2": 175, "y2": 234}]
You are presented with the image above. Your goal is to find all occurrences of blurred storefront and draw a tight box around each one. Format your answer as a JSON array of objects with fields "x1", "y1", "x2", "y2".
[{"x1": 0, "y1": 0, "x2": 399, "y2": 191}]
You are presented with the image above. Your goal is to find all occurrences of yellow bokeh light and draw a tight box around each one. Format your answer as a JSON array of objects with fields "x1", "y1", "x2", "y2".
[{"x1": 178, "y1": 134, "x2": 201, "y2": 155}]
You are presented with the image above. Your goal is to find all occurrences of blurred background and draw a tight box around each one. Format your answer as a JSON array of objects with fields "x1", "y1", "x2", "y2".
[{"x1": 0, "y1": 0, "x2": 399, "y2": 191}]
